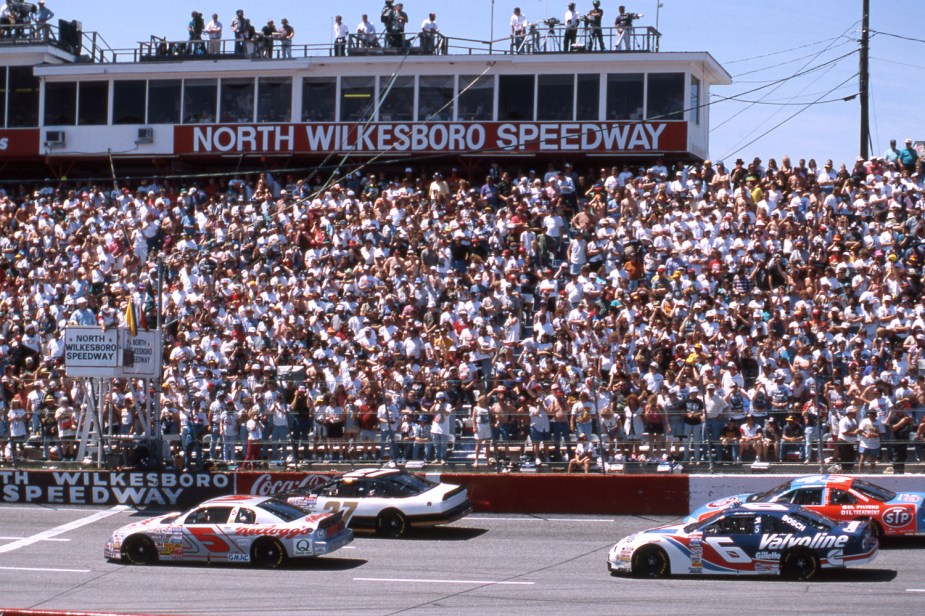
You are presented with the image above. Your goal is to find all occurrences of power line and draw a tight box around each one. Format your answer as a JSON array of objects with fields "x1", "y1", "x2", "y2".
[
  {"x1": 870, "y1": 29, "x2": 925, "y2": 45},
  {"x1": 730, "y1": 39, "x2": 855, "y2": 78},
  {"x1": 721, "y1": 35, "x2": 847, "y2": 64},
  {"x1": 720, "y1": 93, "x2": 857, "y2": 106}
]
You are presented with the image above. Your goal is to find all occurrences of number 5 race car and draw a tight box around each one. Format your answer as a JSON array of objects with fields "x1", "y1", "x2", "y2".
[
  {"x1": 687, "y1": 475, "x2": 925, "y2": 537},
  {"x1": 104, "y1": 495, "x2": 353, "y2": 568},
  {"x1": 284, "y1": 468, "x2": 472, "y2": 538},
  {"x1": 608, "y1": 502, "x2": 878, "y2": 580}
]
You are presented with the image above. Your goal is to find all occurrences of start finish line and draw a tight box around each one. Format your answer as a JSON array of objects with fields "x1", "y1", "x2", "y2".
[{"x1": 64, "y1": 327, "x2": 163, "y2": 379}]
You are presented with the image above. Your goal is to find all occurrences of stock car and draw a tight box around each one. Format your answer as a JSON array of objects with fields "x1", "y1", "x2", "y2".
[
  {"x1": 104, "y1": 495, "x2": 353, "y2": 568},
  {"x1": 608, "y1": 502, "x2": 878, "y2": 580},
  {"x1": 284, "y1": 468, "x2": 472, "y2": 537},
  {"x1": 687, "y1": 475, "x2": 925, "y2": 537}
]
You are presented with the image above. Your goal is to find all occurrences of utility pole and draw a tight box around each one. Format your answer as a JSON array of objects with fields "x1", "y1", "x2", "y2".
[{"x1": 859, "y1": 0, "x2": 870, "y2": 159}]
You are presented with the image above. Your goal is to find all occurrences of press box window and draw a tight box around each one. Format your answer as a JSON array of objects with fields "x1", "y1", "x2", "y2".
[
  {"x1": 499, "y1": 75, "x2": 534, "y2": 121},
  {"x1": 340, "y1": 76, "x2": 375, "y2": 122},
  {"x1": 647, "y1": 73, "x2": 684, "y2": 121},
  {"x1": 78, "y1": 82, "x2": 109, "y2": 125},
  {"x1": 690, "y1": 75, "x2": 701, "y2": 125},
  {"x1": 112, "y1": 80, "x2": 146, "y2": 125},
  {"x1": 537, "y1": 74, "x2": 573, "y2": 121},
  {"x1": 576, "y1": 74, "x2": 600, "y2": 121},
  {"x1": 302, "y1": 77, "x2": 335, "y2": 122},
  {"x1": 606, "y1": 73, "x2": 643, "y2": 120},
  {"x1": 378, "y1": 76, "x2": 413, "y2": 122},
  {"x1": 147, "y1": 80, "x2": 181, "y2": 124},
  {"x1": 8, "y1": 66, "x2": 38, "y2": 127},
  {"x1": 0, "y1": 67, "x2": 7, "y2": 127},
  {"x1": 418, "y1": 76, "x2": 453, "y2": 121},
  {"x1": 220, "y1": 78, "x2": 254, "y2": 123},
  {"x1": 457, "y1": 75, "x2": 493, "y2": 121},
  {"x1": 44, "y1": 82, "x2": 77, "y2": 126},
  {"x1": 183, "y1": 79, "x2": 217, "y2": 124},
  {"x1": 257, "y1": 77, "x2": 292, "y2": 122}
]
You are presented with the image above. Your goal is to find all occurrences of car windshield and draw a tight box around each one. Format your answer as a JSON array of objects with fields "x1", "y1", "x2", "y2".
[
  {"x1": 851, "y1": 479, "x2": 896, "y2": 502},
  {"x1": 789, "y1": 508, "x2": 836, "y2": 530},
  {"x1": 257, "y1": 498, "x2": 311, "y2": 522},
  {"x1": 747, "y1": 480, "x2": 794, "y2": 502},
  {"x1": 684, "y1": 510, "x2": 723, "y2": 533}
]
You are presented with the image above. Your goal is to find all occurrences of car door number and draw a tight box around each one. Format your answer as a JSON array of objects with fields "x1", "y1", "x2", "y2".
[
  {"x1": 188, "y1": 527, "x2": 231, "y2": 553},
  {"x1": 322, "y1": 500, "x2": 359, "y2": 523},
  {"x1": 704, "y1": 537, "x2": 751, "y2": 563}
]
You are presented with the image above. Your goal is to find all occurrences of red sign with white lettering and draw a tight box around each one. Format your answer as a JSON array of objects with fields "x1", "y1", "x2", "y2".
[
  {"x1": 174, "y1": 122, "x2": 688, "y2": 155},
  {"x1": 0, "y1": 129, "x2": 40, "y2": 157}
]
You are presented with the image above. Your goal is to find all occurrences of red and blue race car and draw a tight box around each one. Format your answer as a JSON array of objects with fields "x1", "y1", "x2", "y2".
[
  {"x1": 687, "y1": 475, "x2": 925, "y2": 537},
  {"x1": 609, "y1": 502, "x2": 878, "y2": 580}
]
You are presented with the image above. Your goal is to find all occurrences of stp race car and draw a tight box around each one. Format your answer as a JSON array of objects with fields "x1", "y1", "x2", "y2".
[
  {"x1": 687, "y1": 475, "x2": 925, "y2": 537},
  {"x1": 104, "y1": 495, "x2": 353, "y2": 568},
  {"x1": 609, "y1": 502, "x2": 878, "y2": 580},
  {"x1": 283, "y1": 468, "x2": 472, "y2": 537}
]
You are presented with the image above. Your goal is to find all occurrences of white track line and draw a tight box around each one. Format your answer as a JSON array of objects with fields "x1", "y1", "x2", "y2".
[
  {"x1": 0, "y1": 505, "x2": 128, "y2": 554},
  {"x1": 467, "y1": 516, "x2": 614, "y2": 522},
  {"x1": 0, "y1": 536, "x2": 70, "y2": 542},
  {"x1": 907, "y1": 589, "x2": 925, "y2": 593},
  {"x1": 0, "y1": 566, "x2": 90, "y2": 573},
  {"x1": 355, "y1": 577, "x2": 534, "y2": 586}
]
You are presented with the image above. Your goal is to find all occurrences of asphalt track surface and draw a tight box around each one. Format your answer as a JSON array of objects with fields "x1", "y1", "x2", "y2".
[{"x1": 0, "y1": 505, "x2": 923, "y2": 615}]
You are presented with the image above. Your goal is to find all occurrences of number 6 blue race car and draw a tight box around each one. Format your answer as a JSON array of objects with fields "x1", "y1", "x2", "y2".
[{"x1": 608, "y1": 502, "x2": 878, "y2": 580}]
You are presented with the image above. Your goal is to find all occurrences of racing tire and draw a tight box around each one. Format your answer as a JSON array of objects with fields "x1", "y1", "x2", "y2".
[
  {"x1": 867, "y1": 520, "x2": 884, "y2": 540},
  {"x1": 251, "y1": 538, "x2": 287, "y2": 569},
  {"x1": 780, "y1": 549, "x2": 819, "y2": 581},
  {"x1": 122, "y1": 535, "x2": 158, "y2": 566},
  {"x1": 631, "y1": 546, "x2": 669, "y2": 578},
  {"x1": 376, "y1": 509, "x2": 408, "y2": 538}
]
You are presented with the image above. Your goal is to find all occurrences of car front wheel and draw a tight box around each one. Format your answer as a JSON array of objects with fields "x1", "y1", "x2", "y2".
[
  {"x1": 122, "y1": 535, "x2": 158, "y2": 565},
  {"x1": 632, "y1": 546, "x2": 669, "y2": 578},
  {"x1": 376, "y1": 510, "x2": 408, "y2": 538}
]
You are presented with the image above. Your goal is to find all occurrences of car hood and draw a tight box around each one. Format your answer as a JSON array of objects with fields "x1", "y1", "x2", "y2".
[
  {"x1": 886, "y1": 492, "x2": 925, "y2": 507},
  {"x1": 110, "y1": 511, "x2": 182, "y2": 536}
]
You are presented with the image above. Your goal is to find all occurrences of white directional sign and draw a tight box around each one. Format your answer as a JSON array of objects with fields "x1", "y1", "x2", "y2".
[
  {"x1": 64, "y1": 328, "x2": 120, "y2": 377},
  {"x1": 65, "y1": 327, "x2": 163, "y2": 379},
  {"x1": 120, "y1": 330, "x2": 163, "y2": 379}
]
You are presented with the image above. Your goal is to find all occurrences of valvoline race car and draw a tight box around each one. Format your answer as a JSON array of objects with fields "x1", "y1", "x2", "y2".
[
  {"x1": 687, "y1": 475, "x2": 925, "y2": 537},
  {"x1": 283, "y1": 468, "x2": 472, "y2": 538},
  {"x1": 104, "y1": 495, "x2": 353, "y2": 568},
  {"x1": 608, "y1": 502, "x2": 878, "y2": 580}
]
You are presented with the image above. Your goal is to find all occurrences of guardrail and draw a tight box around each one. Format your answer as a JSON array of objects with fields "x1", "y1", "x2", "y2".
[{"x1": 94, "y1": 25, "x2": 661, "y2": 64}]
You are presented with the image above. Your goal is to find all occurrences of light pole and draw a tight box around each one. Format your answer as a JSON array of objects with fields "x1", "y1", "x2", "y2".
[{"x1": 655, "y1": 2, "x2": 664, "y2": 52}]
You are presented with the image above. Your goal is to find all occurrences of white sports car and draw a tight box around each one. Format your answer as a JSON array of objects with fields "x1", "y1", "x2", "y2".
[
  {"x1": 104, "y1": 495, "x2": 353, "y2": 568},
  {"x1": 284, "y1": 468, "x2": 473, "y2": 537}
]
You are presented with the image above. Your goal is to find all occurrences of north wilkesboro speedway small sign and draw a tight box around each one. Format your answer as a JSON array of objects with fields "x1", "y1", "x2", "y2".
[
  {"x1": 0, "y1": 470, "x2": 232, "y2": 508},
  {"x1": 64, "y1": 327, "x2": 162, "y2": 379}
]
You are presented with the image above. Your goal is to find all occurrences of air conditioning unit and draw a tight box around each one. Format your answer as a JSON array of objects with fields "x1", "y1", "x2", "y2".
[
  {"x1": 44, "y1": 130, "x2": 66, "y2": 148},
  {"x1": 135, "y1": 127, "x2": 154, "y2": 144}
]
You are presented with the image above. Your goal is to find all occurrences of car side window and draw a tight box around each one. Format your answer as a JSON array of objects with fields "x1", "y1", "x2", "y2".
[
  {"x1": 321, "y1": 480, "x2": 343, "y2": 497},
  {"x1": 234, "y1": 508, "x2": 256, "y2": 524},
  {"x1": 186, "y1": 506, "x2": 233, "y2": 525},
  {"x1": 704, "y1": 515, "x2": 755, "y2": 535},
  {"x1": 829, "y1": 489, "x2": 857, "y2": 505},
  {"x1": 792, "y1": 488, "x2": 823, "y2": 506},
  {"x1": 770, "y1": 489, "x2": 799, "y2": 504},
  {"x1": 760, "y1": 515, "x2": 788, "y2": 533}
]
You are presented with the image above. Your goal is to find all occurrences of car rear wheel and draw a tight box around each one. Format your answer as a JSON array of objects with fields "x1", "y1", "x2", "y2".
[
  {"x1": 632, "y1": 546, "x2": 669, "y2": 578},
  {"x1": 251, "y1": 539, "x2": 286, "y2": 569},
  {"x1": 780, "y1": 549, "x2": 819, "y2": 581},
  {"x1": 376, "y1": 509, "x2": 408, "y2": 538},
  {"x1": 123, "y1": 536, "x2": 158, "y2": 565}
]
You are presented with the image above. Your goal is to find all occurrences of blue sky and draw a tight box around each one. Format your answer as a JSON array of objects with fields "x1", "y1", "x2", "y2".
[{"x1": 52, "y1": 0, "x2": 924, "y2": 165}]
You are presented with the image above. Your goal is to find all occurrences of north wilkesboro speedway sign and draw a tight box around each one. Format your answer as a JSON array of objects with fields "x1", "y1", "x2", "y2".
[{"x1": 64, "y1": 327, "x2": 162, "y2": 379}]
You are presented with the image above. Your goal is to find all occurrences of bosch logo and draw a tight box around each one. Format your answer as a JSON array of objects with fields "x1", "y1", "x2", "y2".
[{"x1": 882, "y1": 507, "x2": 912, "y2": 528}]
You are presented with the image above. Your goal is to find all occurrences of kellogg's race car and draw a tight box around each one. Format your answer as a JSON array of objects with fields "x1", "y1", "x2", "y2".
[
  {"x1": 284, "y1": 468, "x2": 472, "y2": 538},
  {"x1": 104, "y1": 495, "x2": 353, "y2": 568},
  {"x1": 609, "y1": 502, "x2": 878, "y2": 580},
  {"x1": 687, "y1": 475, "x2": 925, "y2": 537}
]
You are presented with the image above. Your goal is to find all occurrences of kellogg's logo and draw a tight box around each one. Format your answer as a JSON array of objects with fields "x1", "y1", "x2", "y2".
[
  {"x1": 882, "y1": 506, "x2": 912, "y2": 528},
  {"x1": 249, "y1": 473, "x2": 330, "y2": 496}
]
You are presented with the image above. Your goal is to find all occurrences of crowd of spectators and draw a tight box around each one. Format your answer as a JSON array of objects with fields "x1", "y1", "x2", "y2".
[{"x1": 2, "y1": 138, "x2": 925, "y2": 473}]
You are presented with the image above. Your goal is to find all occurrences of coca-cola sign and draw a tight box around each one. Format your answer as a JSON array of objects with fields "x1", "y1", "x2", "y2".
[{"x1": 238, "y1": 472, "x2": 334, "y2": 497}]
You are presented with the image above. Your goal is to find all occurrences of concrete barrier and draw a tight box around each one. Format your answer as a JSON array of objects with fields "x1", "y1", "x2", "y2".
[{"x1": 442, "y1": 473, "x2": 689, "y2": 516}]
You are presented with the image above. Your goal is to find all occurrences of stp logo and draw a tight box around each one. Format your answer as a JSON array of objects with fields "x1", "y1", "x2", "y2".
[{"x1": 882, "y1": 507, "x2": 912, "y2": 528}]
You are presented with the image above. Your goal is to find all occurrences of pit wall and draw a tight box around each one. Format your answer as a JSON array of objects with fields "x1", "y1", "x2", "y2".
[{"x1": 1, "y1": 470, "x2": 922, "y2": 516}]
